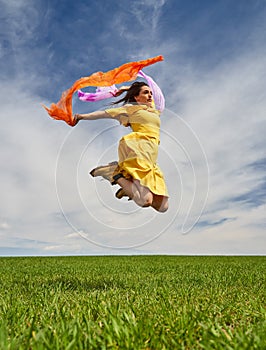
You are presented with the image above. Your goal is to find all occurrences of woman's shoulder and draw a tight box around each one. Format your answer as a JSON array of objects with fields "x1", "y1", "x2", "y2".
[
  {"x1": 124, "y1": 104, "x2": 160, "y2": 114},
  {"x1": 108, "y1": 104, "x2": 141, "y2": 114},
  {"x1": 106, "y1": 104, "x2": 160, "y2": 116}
]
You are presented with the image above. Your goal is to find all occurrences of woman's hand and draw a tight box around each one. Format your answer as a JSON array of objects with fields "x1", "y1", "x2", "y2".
[{"x1": 73, "y1": 114, "x2": 80, "y2": 125}]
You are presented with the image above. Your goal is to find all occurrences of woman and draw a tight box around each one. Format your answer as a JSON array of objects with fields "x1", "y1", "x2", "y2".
[{"x1": 74, "y1": 82, "x2": 169, "y2": 213}]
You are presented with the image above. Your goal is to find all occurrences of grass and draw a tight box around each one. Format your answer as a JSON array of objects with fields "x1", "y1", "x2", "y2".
[{"x1": 0, "y1": 255, "x2": 265, "y2": 349}]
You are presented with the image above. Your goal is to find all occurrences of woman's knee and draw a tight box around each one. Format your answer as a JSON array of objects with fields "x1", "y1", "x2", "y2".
[
  {"x1": 152, "y1": 197, "x2": 169, "y2": 212},
  {"x1": 157, "y1": 202, "x2": 169, "y2": 212}
]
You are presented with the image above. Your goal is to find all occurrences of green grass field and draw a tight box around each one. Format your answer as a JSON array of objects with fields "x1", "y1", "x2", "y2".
[{"x1": 0, "y1": 256, "x2": 265, "y2": 349}]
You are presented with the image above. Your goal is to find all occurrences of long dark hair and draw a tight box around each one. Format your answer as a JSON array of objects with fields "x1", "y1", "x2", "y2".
[{"x1": 113, "y1": 81, "x2": 149, "y2": 105}]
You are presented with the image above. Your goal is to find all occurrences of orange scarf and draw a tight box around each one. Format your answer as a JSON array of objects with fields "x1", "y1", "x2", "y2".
[{"x1": 43, "y1": 55, "x2": 164, "y2": 126}]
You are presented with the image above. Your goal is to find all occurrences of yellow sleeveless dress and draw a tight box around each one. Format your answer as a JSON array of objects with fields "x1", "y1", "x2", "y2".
[{"x1": 105, "y1": 104, "x2": 168, "y2": 197}]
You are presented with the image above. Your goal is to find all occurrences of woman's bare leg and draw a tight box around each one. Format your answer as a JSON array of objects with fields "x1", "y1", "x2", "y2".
[
  {"x1": 116, "y1": 178, "x2": 153, "y2": 208},
  {"x1": 90, "y1": 162, "x2": 168, "y2": 211},
  {"x1": 116, "y1": 178, "x2": 168, "y2": 212}
]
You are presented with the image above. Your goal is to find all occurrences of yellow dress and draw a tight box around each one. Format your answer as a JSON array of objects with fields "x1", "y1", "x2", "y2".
[{"x1": 105, "y1": 104, "x2": 168, "y2": 197}]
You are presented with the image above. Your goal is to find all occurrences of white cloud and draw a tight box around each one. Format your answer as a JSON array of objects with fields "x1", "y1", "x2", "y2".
[
  {"x1": 130, "y1": 0, "x2": 166, "y2": 33},
  {"x1": 159, "y1": 36, "x2": 266, "y2": 253},
  {"x1": 0, "y1": 222, "x2": 10, "y2": 230}
]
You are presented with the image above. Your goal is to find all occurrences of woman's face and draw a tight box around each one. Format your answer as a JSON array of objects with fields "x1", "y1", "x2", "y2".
[{"x1": 134, "y1": 86, "x2": 153, "y2": 107}]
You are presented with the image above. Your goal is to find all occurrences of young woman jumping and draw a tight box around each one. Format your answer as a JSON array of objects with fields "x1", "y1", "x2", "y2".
[{"x1": 74, "y1": 81, "x2": 169, "y2": 213}]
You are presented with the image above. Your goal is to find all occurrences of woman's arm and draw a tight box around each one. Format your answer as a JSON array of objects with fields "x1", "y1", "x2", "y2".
[{"x1": 74, "y1": 110, "x2": 111, "y2": 122}]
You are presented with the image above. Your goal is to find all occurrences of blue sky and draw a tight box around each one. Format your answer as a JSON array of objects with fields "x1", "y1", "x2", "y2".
[{"x1": 0, "y1": 0, "x2": 265, "y2": 256}]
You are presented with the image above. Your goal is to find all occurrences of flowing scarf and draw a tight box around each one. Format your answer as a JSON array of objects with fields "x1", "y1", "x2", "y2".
[
  {"x1": 43, "y1": 55, "x2": 164, "y2": 126},
  {"x1": 78, "y1": 70, "x2": 165, "y2": 112}
]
